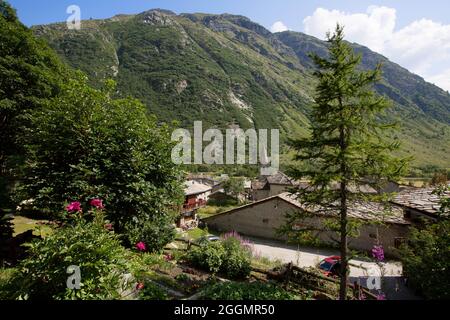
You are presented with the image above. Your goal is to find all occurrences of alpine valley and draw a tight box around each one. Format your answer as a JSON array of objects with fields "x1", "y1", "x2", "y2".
[{"x1": 32, "y1": 9, "x2": 450, "y2": 170}]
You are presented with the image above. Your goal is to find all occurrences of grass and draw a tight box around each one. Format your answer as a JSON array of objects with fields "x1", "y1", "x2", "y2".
[
  {"x1": 197, "y1": 205, "x2": 238, "y2": 218},
  {"x1": 186, "y1": 228, "x2": 209, "y2": 240},
  {"x1": 12, "y1": 216, "x2": 52, "y2": 237}
]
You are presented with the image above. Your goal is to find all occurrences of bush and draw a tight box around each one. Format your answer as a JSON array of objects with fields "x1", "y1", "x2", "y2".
[
  {"x1": 0, "y1": 213, "x2": 14, "y2": 264},
  {"x1": 188, "y1": 241, "x2": 225, "y2": 274},
  {"x1": 138, "y1": 281, "x2": 169, "y2": 300},
  {"x1": 9, "y1": 209, "x2": 132, "y2": 300},
  {"x1": 399, "y1": 219, "x2": 450, "y2": 300},
  {"x1": 201, "y1": 281, "x2": 297, "y2": 300},
  {"x1": 17, "y1": 76, "x2": 183, "y2": 250},
  {"x1": 125, "y1": 215, "x2": 176, "y2": 253},
  {"x1": 221, "y1": 237, "x2": 251, "y2": 279},
  {"x1": 187, "y1": 233, "x2": 252, "y2": 279}
]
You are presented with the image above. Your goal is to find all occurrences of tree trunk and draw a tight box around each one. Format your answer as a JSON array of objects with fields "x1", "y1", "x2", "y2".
[
  {"x1": 338, "y1": 116, "x2": 349, "y2": 300},
  {"x1": 339, "y1": 185, "x2": 348, "y2": 300}
]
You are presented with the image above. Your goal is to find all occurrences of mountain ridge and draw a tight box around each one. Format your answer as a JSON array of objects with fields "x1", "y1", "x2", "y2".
[{"x1": 31, "y1": 9, "x2": 450, "y2": 169}]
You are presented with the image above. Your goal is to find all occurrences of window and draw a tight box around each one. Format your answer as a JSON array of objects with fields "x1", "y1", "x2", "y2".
[
  {"x1": 394, "y1": 237, "x2": 406, "y2": 249},
  {"x1": 262, "y1": 218, "x2": 269, "y2": 224},
  {"x1": 404, "y1": 210, "x2": 412, "y2": 219}
]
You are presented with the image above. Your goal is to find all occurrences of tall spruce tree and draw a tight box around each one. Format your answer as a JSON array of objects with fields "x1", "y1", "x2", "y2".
[{"x1": 285, "y1": 25, "x2": 408, "y2": 299}]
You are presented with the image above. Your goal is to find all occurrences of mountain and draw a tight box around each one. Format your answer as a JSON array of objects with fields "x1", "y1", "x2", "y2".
[{"x1": 32, "y1": 9, "x2": 450, "y2": 170}]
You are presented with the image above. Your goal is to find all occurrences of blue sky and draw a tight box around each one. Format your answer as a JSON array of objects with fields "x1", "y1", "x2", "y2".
[
  {"x1": 7, "y1": 0, "x2": 450, "y2": 91},
  {"x1": 8, "y1": 0, "x2": 450, "y2": 29}
]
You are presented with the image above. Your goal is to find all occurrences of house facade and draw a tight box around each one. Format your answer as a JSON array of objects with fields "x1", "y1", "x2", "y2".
[
  {"x1": 203, "y1": 192, "x2": 411, "y2": 257},
  {"x1": 179, "y1": 181, "x2": 212, "y2": 229},
  {"x1": 250, "y1": 171, "x2": 304, "y2": 201}
]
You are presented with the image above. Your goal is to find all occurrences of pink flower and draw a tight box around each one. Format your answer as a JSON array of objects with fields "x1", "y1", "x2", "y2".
[
  {"x1": 164, "y1": 254, "x2": 173, "y2": 261},
  {"x1": 135, "y1": 242, "x2": 147, "y2": 252},
  {"x1": 66, "y1": 201, "x2": 82, "y2": 213},
  {"x1": 377, "y1": 293, "x2": 387, "y2": 300},
  {"x1": 372, "y1": 245, "x2": 385, "y2": 262},
  {"x1": 90, "y1": 198, "x2": 105, "y2": 209},
  {"x1": 136, "y1": 282, "x2": 145, "y2": 290},
  {"x1": 104, "y1": 223, "x2": 113, "y2": 231}
]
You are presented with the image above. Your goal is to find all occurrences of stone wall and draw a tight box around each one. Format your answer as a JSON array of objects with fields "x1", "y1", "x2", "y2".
[{"x1": 203, "y1": 197, "x2": 409, "y2": 257}]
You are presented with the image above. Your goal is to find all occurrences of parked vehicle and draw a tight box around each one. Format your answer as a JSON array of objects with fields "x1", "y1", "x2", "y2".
[
  {"x1": 318, "y1": 256, "x2": 342, "y2": 277},
  {"x1": 195, "y1": 234, "x2": 221, "y2": 245}
]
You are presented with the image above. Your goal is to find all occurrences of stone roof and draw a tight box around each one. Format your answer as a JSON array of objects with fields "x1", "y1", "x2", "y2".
[
  {"x1": 391, "y1": 187, "x2": 449, "y2": 216},
  {"x1": 265, "y1": 171, "x2": 297, "y2": 185},
  {"x1": 252, "y1": 171, "x2": 299, "y2": 190},
  {"x1": 205, "y1": 192, "x2": 409, "y2": 225},
  {"x1": 184, "y1": 181, "x2": 212, "y2": 196},
  {"x1": 278, "y1": 193, "x2": 409, "y2": 225}
]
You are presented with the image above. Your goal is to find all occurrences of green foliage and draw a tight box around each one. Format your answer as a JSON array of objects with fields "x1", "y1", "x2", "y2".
[
  {"x1": 187, "y1": 237, "x2": 252, "y2": 279},
  {"x1": 138, "y1": 281, "x2": 169, "y2": 300},
  {"x1": 0, "y1": 0, "x2": 67, "y2": 204},
  {"x1": 32, "y1": 9, "x2": 450, "y2": 169},
  {"x1": 17, "y1": 76, "x2": 183, "y2": 248},
  {"x1": 399, "y1": 219, "x2": 450, "y2": 300},
  {"x1": 0, "y1": 213, "x2": 13, "y2": 245},
  {"x1": 9, "y1": 210, "x2": 131, "y2": 300},
  {"x1": 188, "y1": 241, "x2": 225, "y2": 274},
  {"x1": 222, "y1": 177, "x2": 245, "y2": 201},
  {"x1": 125, "y1": 215, "x2": 176, "y2": 253},
  {"x1": 220, "y1": 237, "x2": 252, "y2": 279},
  {"x1": 284, "y1": 25, "x2": 409, "y2": 299},
  {"x1": 201, "y1": 281, "x2": 298, "y2": 300},
  {"x1": 430, "y1": 170, "x2": 448, "y2": 186}
]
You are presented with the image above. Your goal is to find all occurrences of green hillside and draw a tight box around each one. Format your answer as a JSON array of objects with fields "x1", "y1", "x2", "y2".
[{"x1": 32, "y1": 9, "x2": 450, "y2": 169}]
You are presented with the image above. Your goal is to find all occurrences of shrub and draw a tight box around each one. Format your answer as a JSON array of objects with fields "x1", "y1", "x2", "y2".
[
  {"x1": 187, "y1": 232, "x2": 252, "y2": 279},
  {"x1": 125, "y1": 215, "x2": 176, "y2": 253},
  {"x1": 201, "y1": 281, "x2": 297, "y2": 300},
  {"x1": 221, "y1": 237, "x2": 252, "y2": 279},
  {"x1": 399, "y1": 219, "x2": 450, "y2": 300},
  {"x1": 188, "y1": 241, "x2": 225, "y2": 274},
  {"x1": 0, "y1": 213, "x2": 14, "y2": 264},
  {"x1": 17, "y1": 76, "x2": 184, "y2": 250},
  {"x1": 10, "y1": 209, "x2": 131, "y2": 300},
  {"x1": 137, "y1": 281, "x2": 169, "y2": 300}
]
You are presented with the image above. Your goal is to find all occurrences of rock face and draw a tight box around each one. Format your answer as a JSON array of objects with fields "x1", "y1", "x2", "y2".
[{"x1": 32, "y1": 9, "x2": 450, "y2": 168}]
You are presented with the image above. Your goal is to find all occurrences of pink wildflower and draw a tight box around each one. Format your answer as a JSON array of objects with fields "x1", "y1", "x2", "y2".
[
  {"x1": 372, "y1": 245, "x2": 385, "y2": 262},
  {"x1": 377, "y1": 293, "x2": 387, "y2": 300},
  {"x1": 104, "y1": 223, "x2": 113, "y2": 231},
  {"x1": 90, "y1": 198, "x2": 105, "y2": 209},
  {"x1": 66, "y1": 201, "x2": 82, "y2": 213},
  {"x1": 135, "y1": 242, "x2": 147, "y2": 252},
  {"x1": 136, "y1": 282, "x2": 145, "y2": 290}
]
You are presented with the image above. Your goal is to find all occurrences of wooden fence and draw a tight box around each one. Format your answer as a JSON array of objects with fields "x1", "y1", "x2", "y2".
[{"x1": 169, "y1": 238, "x2": 378, "y2": 300}]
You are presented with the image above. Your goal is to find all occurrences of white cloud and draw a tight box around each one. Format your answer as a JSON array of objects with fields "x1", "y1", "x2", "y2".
[
  {"x1": 303, "y1": 6, "x2": 450, "y2": 92},
  {"x1": 270, "y1": 21, "x2": 289, "y2": 33}
]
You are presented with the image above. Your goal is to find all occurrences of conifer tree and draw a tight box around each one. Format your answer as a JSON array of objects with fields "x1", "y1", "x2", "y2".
[{"x1": 285, "y1": 25, "x2": 408, "y2": 299}]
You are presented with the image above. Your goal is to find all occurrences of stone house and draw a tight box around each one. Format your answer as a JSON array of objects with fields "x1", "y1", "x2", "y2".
[
  {"x1": 391, "y1": 187, "x2": 449, "y2": 222},
  {"x1": 203, "y1": 192, "x2": 411, "y2": 257},
  {"x1": 178, "y1": 181, "x2": 212, "y2": 229},
  {"x1": 250, "y1": 171, "x2": 305, "y2": 201}
]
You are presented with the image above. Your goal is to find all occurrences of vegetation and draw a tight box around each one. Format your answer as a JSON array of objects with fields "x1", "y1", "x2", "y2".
[
  {"x1": 8, "y1": 207, "x2": 131, "y2": 300},
  {"x1": 400, "y1": 219, "x2": 449, "y2": 300},
  {"x1": 32, "y1": 9, "x2": 450, "y2": 170},
  {"x1": 16, "y1": 76, "x2": 183, "y2": 248},
  {"x1": 187, "y1": 234, "x2": 252, "y2": 279},
  {"x1": 283, "y1": 25, "x2": 408, "y2": 299},
  {"x1": 0, "y1": 1, "x2": 68, "y2": 206},
  {"x1": 201, "y1": 281, "x2": 299, "y2": 300},
  {"x1": 222, "y1": 177, "x2": 245, "y2": 202}
]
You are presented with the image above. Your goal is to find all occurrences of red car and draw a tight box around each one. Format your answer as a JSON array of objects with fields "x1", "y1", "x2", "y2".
[{"x1": 318, "y1": 256, "x2": 342, "y2": 277}]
